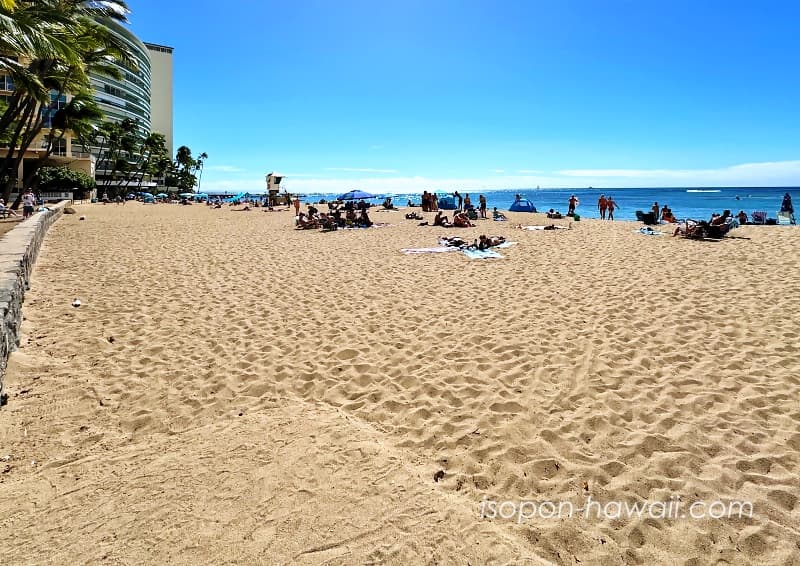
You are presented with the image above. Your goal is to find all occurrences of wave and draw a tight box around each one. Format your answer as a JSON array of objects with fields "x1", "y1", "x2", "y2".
[{"x1": 686, "y1": 189, "x2": 722, "y2": 193}]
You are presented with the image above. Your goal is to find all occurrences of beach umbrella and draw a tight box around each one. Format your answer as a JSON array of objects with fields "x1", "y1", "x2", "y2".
[
  {"x1": 179, "y1": 193, "x2": 194, "y2": 198},
  {"x1": 337, "y1": 189, "x2": 376, "y2": 201},
  {"x1": 156, "y1": 193, "x2": 168, "y2": 198}
]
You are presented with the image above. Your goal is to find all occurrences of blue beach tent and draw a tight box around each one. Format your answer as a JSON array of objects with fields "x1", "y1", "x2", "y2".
[
  {"x1": 509, "y1": 198, "x2": 537, "y2": 213},
  {"x1": 437, "y1": 194, "x2": 456, "y2": 210}
]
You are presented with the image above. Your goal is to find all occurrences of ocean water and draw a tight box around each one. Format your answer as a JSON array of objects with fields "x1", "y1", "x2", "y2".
[{"x1": 306, "y1": 187, "x2": 797, "y2": 222}]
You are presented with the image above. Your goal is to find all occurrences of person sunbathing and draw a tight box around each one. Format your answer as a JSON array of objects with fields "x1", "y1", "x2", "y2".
[
  {"x1": 478, "y1": 235, "x2": 506, "y2": 249},
  {"x1": 0, "y1": 201, "x2": 18, "y2": 217},
  {"x1": 320, "y1": 214, "x2": 338, "y2": 231},
  {"x1": 452, "y1": 212, "x2": 474, "y2": 227},
  {"x1": 546, "y1": 209, "x2": 563, "y2": 219},
  {"x1": 710, "y1": 209, "x2": 731, "y2": 226},
  {"x1": 433, "y1": 211, "x2": 451, "y2": 227},
  {"x1": 296, "y1": 212, "x2": 320, "y2": 229},
  {"x1": 492, "y1": 207, "x2": 507, "y2": 220},
  {"x1": 673, "y1": 220, "x2": 704, "y2": 238},
  {"x1": 357, "y1": 209, "x2": 373, "y2": 227}
]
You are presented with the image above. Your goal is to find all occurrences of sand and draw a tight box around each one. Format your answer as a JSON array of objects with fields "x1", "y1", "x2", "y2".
[{"x1": 0, "y1": 202, "x2": 798, "y2": 565}]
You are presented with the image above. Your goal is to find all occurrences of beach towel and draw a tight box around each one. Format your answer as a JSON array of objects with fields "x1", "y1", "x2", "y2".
[
  {"x1": 463, "y1": 248, "x2": 504, "y2": 259},
  {"x1": 634, "y1": 227, "x2": 664, "y2": 236},
  {"x1": 518, "y1": 225, "x2": 567, "y2": 231},
  {"x1": 400, "y1": 247, "x2": 460, "y2": 255},
  {"x1": 343, "y1": 223, "x2": 393, "y2": 229},
  {"x1": 494, "y1": 241, "x2": 518, "y2": 248}
]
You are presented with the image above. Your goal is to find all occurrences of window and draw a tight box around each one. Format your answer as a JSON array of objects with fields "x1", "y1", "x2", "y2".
[
  {"x1": 41, "y1": 92, "x2": 67, "y2": 128},
  {"x1": 0, "y1": 74, "x2": 14, "y2": 91}
]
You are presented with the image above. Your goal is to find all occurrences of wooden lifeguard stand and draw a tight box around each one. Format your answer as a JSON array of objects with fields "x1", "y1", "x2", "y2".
[{"x1": 265, "y1": 172, "x2": 285, "y2": 206}]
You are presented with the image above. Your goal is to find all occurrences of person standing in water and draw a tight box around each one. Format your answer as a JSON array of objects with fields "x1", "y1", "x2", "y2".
[
  {"x1": 606, "y1": 196, "x2": 617, "y2": 220},
  {"x1": 568, "y1": 194, "x2": 579, "y2": 216},
  {"x1": 597, "y1": 194, "x2": 607, "y2": 220}
]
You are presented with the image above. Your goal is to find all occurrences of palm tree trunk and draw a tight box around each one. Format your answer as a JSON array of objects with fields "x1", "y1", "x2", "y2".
[{"x1": 0, "y1": 97, "x2": 38, "y2": 202}]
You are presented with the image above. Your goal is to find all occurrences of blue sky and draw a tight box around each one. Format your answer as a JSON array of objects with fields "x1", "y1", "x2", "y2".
[{"x1": 128, "y1": 0, "x2": 800, "y2": 193}]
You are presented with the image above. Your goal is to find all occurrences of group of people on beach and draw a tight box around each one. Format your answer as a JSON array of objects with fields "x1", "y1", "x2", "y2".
[
  {"x1": 296, "y1": 200, "x2": 373, "y2": 230},
  {"x1": 418, "y1": 191, "x2": 489, "y2": 218},
  {"x1": 596, "y1": 194, "x2": 618, "y2": 220},
  {"x1": 650, "y1": 202, "x2": 677, "y2": 223},
  {"x1": 0, "y1": 189, "x2": 37, "y2": 219},
  {"x1": 433, "y1": 210, "x2": 474, "y2": 228}
]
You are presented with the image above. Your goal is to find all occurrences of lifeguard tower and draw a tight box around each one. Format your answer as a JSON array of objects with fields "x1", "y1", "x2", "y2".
[{"x1": 265, "y1": 172, "x2": 285, "y2": 206}]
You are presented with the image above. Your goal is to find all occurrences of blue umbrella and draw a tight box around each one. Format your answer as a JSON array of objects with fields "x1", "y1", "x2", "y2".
[
  {"x1": 337, "y1": 189, "x2": 376, "y2": 200},
  {"x1": 156, "y1": 193, "x2": 168, "y2": 198}
]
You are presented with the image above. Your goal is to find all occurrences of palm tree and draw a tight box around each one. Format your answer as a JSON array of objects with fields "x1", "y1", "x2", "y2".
[
  {"x1": 195, "y1": 151, "x2": 208, "y2": 190},
  {"x1": 0, "y1": 0, "x2": 132, "y2": 199},
  {"x1": 21, "y1": 90, "x2": 103, "y2": 190}
]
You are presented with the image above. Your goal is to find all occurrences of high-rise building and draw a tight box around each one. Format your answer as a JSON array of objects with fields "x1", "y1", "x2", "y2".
[
  {"x1": 0, "y1": 18, "x2": 173, "y2": 198},
  {"x1": 90, "y1": 20, "x2": 174, "y2": 190},
  {"x1": 145, "y1": 43, "x2": 174, "y2": 158},
  {"x1": 91, "y1": 19, "x2": 153, "y2": 141}
]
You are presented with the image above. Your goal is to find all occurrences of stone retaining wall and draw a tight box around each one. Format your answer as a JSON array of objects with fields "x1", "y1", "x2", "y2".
[{"x1": 0, "y1": 201, "x2": 68, "y2": 406}]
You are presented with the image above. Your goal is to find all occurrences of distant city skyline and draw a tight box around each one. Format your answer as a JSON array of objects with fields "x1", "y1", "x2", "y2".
[{"x1": 128, "y1": 0, "x2": 800, "y2": 193}]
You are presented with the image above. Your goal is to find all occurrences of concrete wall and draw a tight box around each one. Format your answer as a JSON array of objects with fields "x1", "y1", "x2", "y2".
[{"x1": 0, "y1": 201, "x2": 67, "y2": 406}]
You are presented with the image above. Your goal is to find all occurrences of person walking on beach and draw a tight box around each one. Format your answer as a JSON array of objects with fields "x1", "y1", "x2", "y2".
[
  {"x1": 293, "y1": 196, "x2": 301, "y2": 215},
  {"x1": 479, "y1": 194, "x2": 487, "y2": 218},
  {"x1": 22, "y1": 188, "x2": 36, "y2": 218},
  {"x1": 454, "y1": 191, "x2": 463, "y2": 212},
  {"x1": 606, "y1": 196, "x2": 617, "y2": 220},
  {"x1": 568, "y1": 194, "x2": 579, "y2": 216},
  {"x1": 597, "y1": 194, "x2": 607, "y2": 220}
]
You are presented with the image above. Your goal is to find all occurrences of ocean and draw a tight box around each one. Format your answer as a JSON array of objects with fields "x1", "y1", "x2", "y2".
[{"x1": 305, "y1": 187, "x2": 797, "y2": 222}]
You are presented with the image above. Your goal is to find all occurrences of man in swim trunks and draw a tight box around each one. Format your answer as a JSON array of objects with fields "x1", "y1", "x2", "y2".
[
  {"x1": 597, "y1": 194, "x2": 607, "y2": 220},
  {"x1": 568, "y1": 194, "x2": 579, "y2": 216}
]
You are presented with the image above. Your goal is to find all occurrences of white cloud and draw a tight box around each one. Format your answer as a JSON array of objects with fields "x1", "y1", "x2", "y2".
[
  {"x1": 557, "y1": 160, "x2": 800, "y2": 186},
  {"x1": 325, "y1": 167, "x2": 398, "y2": 173},
  {"x1": 200, "y1": 160, "x2": 800, "y2": 195},
  {"x1": 518, "y1": 169, "x2": 542, "y2": 174},
  {"x1": 207, "y1": 165, "x2": 245, "y2": 173}
]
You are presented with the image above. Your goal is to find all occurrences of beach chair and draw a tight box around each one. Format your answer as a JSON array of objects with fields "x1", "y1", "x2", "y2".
[
  {"x1": 635, "y1": 210, "x2": 658, "y2": 225},
  {"x1": 752, "y1": 211, "x2": 767, "y2": 225},
  {"x1": 705, "y1": 218, "x2": 735, "y2": 239},
  {"x1": 777, "y1": 211, "x2": 796, "y2": 225}
]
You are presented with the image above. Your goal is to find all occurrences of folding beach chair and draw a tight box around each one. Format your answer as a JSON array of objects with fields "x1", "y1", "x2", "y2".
[
  {"x1": 777, "y1": 211, "x2": 796, "y2": 225},
  {"x1": 751, "y1": 211, "x2": 767, "y2": 225}
]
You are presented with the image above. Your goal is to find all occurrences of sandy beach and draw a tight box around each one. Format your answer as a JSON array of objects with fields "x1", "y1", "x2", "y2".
[{"x1": 0, "y1": 202, "x2": 798, "y2": 565}]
